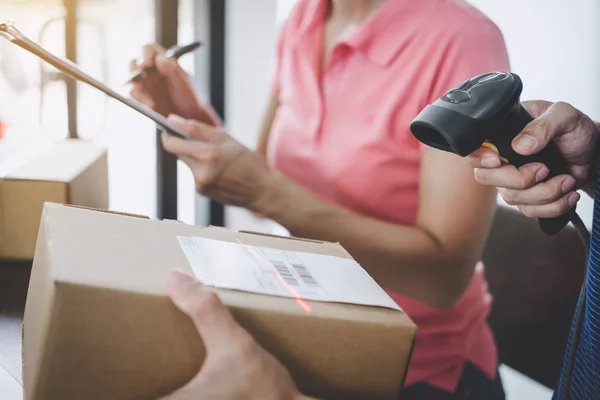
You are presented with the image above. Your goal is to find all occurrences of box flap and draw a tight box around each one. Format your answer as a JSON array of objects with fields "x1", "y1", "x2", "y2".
[
  {"x1": 0, "y1": 137, "x2": 33, "y2": 163},
  {"x1": 1, "y1": 139, "x2": 105, "y2": 183},
  {"x1": 63, "y1": 204, "x2": 149, "y2": 220},
  {"x1": 0, "y1": 139, "x2": 50, "y2": 178},
  {"x1": 238, "y1": 230, "x2": 325, "y2": 244}
]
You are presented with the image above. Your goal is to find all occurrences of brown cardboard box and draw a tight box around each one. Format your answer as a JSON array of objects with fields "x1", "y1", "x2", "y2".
[
  {"x1": 23, "y1": 203, "x2": 416, "y2": 400},
  {"x1": 0, "y1": 138, "x2": 108, "y2": 260}
]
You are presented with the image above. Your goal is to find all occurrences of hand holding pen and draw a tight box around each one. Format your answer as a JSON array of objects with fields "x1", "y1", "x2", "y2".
[
  {"x1": 129, "y1": 42, "x2": 220, "y2": 126},
  {"x1": 126, "y1": 41, "x2": 201, "y2": 84}
]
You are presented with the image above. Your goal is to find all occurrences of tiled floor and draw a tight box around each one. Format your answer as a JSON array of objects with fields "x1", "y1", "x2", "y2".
[
  {"x1": 0, "y1": 314, "x2": 22, "y2": 385},
  {"x1": 0, "y1": 312, "x2": 23, "y2": 400},
  {"x1": 0, "y1": 363, "x2": 22, "y2": 400}
]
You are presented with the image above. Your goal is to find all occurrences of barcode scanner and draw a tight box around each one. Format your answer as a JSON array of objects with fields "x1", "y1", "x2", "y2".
[
  {"x1": 411, "y1": 71, "x2": 590, "y2": 400},
  {"x1": 409, "y1": 71, "x2": 574, "y2": 235}
]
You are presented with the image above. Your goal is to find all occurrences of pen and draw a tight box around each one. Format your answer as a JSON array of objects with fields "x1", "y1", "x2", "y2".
[{"x1": 125, "y1": 41, "x2": 202, "y2": 84}]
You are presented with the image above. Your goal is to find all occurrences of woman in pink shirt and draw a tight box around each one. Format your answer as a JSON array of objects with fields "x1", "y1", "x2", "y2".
[{"x1": 133, "y1": 0, "x2": 509, "y2": 398}]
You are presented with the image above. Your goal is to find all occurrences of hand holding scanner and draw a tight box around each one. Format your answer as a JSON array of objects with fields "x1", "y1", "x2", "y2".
[{"x1": 409, "y1": 72, "x2": 574, "y2": 235}]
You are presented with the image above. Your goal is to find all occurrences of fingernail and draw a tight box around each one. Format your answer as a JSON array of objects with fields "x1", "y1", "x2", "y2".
[
  {"x1": 568, "y1": 192, "x2": 580, "y2": 207},
  {"x1": 168, "y1": 114, "x2": 185, "y2": 125},
  {"x1": 561, "y1": 177, "x2": 576, "y2": 194},
  {"x1": 513, "y1": 134, "x2": 537, "y2": 150},
  {"x1": 535, "y1": 167, "x2": 549, "y2": 182},
  {"x1": 481, "y1": 157, "x2": 501, "y2": 168}
]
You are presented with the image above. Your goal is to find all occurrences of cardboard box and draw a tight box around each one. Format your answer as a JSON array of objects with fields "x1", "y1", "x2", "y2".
[
  {"x1": 23, "y1": 203, "x2": 416, "y2": 400},
  {"x1": 0, "y1": 138, "x2": 108, "y2": 259}
]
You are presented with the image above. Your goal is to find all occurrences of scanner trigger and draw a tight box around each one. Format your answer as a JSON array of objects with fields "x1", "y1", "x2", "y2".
[{"x1": 481, "y1": 141, "x2": 509, "y2": 164}]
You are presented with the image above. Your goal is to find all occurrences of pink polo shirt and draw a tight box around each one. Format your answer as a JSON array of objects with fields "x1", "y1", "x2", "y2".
[{"x1": 267, "y1": 0, "x2": 510, "y2": 392}]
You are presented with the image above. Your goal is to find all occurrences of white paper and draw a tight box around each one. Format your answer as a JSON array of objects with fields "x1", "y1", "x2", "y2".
[{"x1": 177, "y1": 236, "x2": 401, "y2": 312}]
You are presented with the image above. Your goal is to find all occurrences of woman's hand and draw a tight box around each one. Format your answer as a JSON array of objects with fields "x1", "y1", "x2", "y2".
[
  {"x1": 161, "y1": 115, "x2": 276, "y2": 212},
  {"x1": 130, "y1": 44, "x2": 220, "y2": 126},
  {"x1": 160, "y1": 271, "x2": 313, "y2": 400},
  {"x1": 466, "y1": 100, "x2": 599, "y2": 218}
]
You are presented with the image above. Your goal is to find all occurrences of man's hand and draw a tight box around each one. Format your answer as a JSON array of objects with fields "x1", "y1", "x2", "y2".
[
  {"x1": 465, "y1": 100, "x2": 599, "y2": 218},
  {"x1": 129, "y1": 44, "x2": 220, "y2": 126},
  {"x1": 161, "y1": 115, "x2": 277, "y2": 213},
  {"x1": 161, "y1": 270, "x2": 312, "y2": 400}
]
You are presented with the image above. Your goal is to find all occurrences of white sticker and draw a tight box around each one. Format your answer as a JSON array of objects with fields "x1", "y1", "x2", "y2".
[{"x1": 177, "y1": 236, "x2": 401, "y2": 312}]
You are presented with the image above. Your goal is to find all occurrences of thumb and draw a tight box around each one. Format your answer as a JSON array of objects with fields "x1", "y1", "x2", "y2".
[
  {"x1": 512, "y1": 120, "x2": 548, "y2": 156},
  {"x1": 513, "y1": 101, "x2": 580, "y2": 156},
  {"x1": 167, "y1": 270, "x2": 241, "y2": 349}
]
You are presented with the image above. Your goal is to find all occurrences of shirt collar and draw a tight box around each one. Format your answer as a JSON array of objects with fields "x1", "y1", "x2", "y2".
[
  {"x1": 344, "y1": 0, "x2": 424, "y2": 66},
  {"x1": 294, "y1": 0, "x2": 329, "y2": 42},
  {"x1": 294, "y1": 0, "x2": 427, "y2": 67}
]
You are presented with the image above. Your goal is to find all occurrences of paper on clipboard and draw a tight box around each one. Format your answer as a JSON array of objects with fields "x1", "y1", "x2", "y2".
[{"x1": 0, "y1": 22, "x2": 189, "y2": 139}]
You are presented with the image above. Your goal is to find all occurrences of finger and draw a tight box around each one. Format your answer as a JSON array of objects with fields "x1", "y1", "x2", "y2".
[
  {"x1": 167, "y1": 270, "x2": 248, "y2": 349},
  {"x1": 161, "y1": 132, "x2": 218, "y2": 162},
  {"x1": 465, "y1": 147, "x2": 502, "y2": 168},
  {"x1": 168, "y1": 115, "x2": 223, "y2": 142},
  {"x1": 154, "y1": 56, "x2": 197, "y2": 95},
  {"x1": 130, "y1": 88, "x2": 155, "y2": 109},
  {"x1": 498, "y1": 174, "x2": 576, "y2": 206},
  {"x1": 518, "y1": 191, "x2": 580, "y2": 218},
  {"x1": 142, "y1": 43, "x2": 165, "y2": 62},
  {"x1": 521, "y1": 100, "x2": 554, "y2": 119},
  {"x1": 513, "y1": 101, "x2": 582, "y2": 156},
  {"x1": 178, "y1": 155, "x2": 215, "y2": 188},
  {"x1": 474, "y1": 162, "x2": 549, "y2": 190},
  {"x1": 154, "y1": 54, "x2": 181, "y2": 76}
]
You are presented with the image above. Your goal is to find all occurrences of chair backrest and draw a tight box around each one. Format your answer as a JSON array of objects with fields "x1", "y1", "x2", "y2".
[{"x1": 482, "y1": 206, "x2": 587, "y2": 388}]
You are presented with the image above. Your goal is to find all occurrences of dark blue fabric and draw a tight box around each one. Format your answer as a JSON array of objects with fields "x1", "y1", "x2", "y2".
[
  {"x1": 398, "y1": 363, "x2": 505, "y2": 400},
  {"x1": 556, "y1": 166, "x2": 600, "y2": 399}
]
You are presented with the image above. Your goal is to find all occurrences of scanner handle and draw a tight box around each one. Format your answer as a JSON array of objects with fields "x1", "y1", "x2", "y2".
[{"x1": 487, "y1": 104, "x2": 576, "y2": 235}]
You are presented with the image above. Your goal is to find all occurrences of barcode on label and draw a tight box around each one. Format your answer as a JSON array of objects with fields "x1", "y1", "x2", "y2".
[
  {"x1": 271, "y1": 260, "x2": 299, "y2": 287},
  {"x1": 291, "y1": 263, "x2": 319, "y2": 286}
]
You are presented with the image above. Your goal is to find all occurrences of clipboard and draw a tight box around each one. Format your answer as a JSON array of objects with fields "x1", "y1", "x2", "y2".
[{"x1": 0, "y1": 23, "x2": 189, "y2": 139}]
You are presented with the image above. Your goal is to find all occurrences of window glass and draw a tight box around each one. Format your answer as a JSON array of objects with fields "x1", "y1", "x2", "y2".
[{"x1": 0, "y1": 1, "x2": 159, "y2": 218}]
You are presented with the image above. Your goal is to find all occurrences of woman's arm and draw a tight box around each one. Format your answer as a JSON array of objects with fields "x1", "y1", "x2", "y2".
[
  {"x1": 161, "y1": 116, "x2": 497, "y2": 309},
  {"x1": 258, "y1": 148, "x2": 497, "y2": 309},
  {"x1": 256, "y1": 94, "x2": 280, "y2": 158}
]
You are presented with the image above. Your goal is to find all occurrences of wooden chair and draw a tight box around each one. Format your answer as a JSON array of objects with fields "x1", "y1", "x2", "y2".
[{"x1": 483, "y1": 206, "x2": 587, "y2": 389}]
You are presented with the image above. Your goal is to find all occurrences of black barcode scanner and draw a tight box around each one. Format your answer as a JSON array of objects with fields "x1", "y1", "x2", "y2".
[{"x1": 410, "y1": 71, "x2": 575, "y2": 235}]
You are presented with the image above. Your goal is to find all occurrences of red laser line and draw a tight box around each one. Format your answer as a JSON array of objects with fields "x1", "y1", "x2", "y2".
[{"x1": 236, "y1": 239, "x2": 312, "y2": 313}]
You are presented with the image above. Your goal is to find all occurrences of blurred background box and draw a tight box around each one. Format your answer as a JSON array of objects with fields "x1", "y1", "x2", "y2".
[{"x1": 0, "y1": 137, "x2": 108, "y2": 260}]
